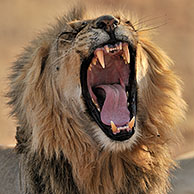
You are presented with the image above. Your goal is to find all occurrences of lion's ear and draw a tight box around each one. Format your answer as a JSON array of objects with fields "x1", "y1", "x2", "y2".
[
  {"x1": 27, "y1": 43, "x2": 50, "y2": 81},
  {"x1": 39, "y1": 45, "x2": 49, "y2": 75},
  {"x1": 8, "y1": 42, "x2": 50, "y2": 138},
  {"x1": 9, "y1": 42, "x2": 50, "y2": 96}
]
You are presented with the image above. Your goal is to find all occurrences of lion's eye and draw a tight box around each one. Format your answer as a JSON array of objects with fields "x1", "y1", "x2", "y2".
[
  {"x1": 58, "y1": 31, "x2": 77, "y2": 38},
  {"x1": 77, "y1": 21, "x2": 88, "y2": 32},
  {"x1": 82, "y1": 21, "x2": 88, "y2": 26}
]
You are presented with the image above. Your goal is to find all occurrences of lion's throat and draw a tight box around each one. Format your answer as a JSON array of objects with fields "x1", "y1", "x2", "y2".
[{"x1": 97, "y1": 84, "x2": 130, "y2": 126}]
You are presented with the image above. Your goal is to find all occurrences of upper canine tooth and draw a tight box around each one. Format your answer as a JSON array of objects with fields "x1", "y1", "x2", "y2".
[
  {"x1": 104, "y1": 45, "x2": 110, "y2": 53},
  {"x1": 110, "y1": 121, "x2": 117, "y2": 133},
  {"x1": 123, "y1": 44, "x2": 130, "y2": 64},
  {"x1": 128, "y1": 116, "x2": 135, "y2": 129},
  {"x1": 96, "y1": 50, "x2": 105, "y2": 68}
]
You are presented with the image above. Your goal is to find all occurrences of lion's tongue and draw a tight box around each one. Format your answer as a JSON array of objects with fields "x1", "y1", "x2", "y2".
[{"x1": 97, "y1": 84, "x2": 130, "y2": 126}]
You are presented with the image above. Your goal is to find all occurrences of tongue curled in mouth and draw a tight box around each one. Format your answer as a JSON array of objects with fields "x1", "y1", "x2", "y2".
[
  {"x1": 96, "y1": 84, "x2": 130, "y2": 126},
  {"x1": 87, "y1": 42, "x2": 135, "y2": 134}
]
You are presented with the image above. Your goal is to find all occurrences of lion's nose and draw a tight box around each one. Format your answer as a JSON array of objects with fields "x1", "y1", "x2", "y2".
[{"x1": 95, "y1": 15, "x2": 119, "y2": 34}]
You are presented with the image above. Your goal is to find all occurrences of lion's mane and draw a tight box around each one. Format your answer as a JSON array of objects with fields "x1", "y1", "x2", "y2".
[{"x1": 8, "y1": 7, "x2": 186, "y2": 194}]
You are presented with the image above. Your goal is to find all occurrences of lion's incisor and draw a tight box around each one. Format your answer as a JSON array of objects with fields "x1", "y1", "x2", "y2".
[{"x1": 0, "y1": 7, "x2": 186, "y2": 194}]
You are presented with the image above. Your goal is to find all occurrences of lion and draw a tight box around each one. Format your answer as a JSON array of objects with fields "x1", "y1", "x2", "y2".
[{"x1": 0, "y1": 7, "x2": 186, "y2": 194}]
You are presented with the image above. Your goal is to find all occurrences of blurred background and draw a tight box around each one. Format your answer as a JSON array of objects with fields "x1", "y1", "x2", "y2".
[{"x1": 0, "y1": 0, "x2": 193, "y2": 158}]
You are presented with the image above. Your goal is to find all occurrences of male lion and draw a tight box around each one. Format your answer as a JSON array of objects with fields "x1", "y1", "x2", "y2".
[{"x1": 0, "y1": 7, "x2": 186, "y2": 194}]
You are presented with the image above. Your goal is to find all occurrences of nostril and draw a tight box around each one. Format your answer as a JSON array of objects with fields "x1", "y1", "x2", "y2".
[
  {"x1": 95, "y1": 15, "x2": 119, "y2": 32},
  {"x1": 113, "y1": 20, "x2": 119, "y2": 28}
]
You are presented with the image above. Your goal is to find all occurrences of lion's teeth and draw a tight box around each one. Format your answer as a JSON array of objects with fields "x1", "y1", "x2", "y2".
[
  {"x1": 111, "y1": 121, "x2": 117, "y2": 134},
  {"x1": 122, "y1": 54, "x2": 125, "y2": 60},
  {"x1": 128, "y1": 116, "x2": 135, "y2": 129},
  {"x1": 92, "y1": 98, "x2": 100, "y2": 111},
  {"x1": 88, "y1": 64, "x2": 92, "y2": 71},
  {"x1": 119, "y1": 42, "x2": 122, "y2": 50},
  {"x1": 121, "y1": 54, "x2": 127, "y2": 64},
  {"x1": 123, "y1": 44, "x2": 130, "y2": 64},
  {"x1": 116, "y1": 44, "x2": 120, "y2": 50},
  {"x1": 92, "y1": 57, "x2": 97, "y2": 65},
  {"x1": 104, "y1": 45, "x2": 110, "y2": 53},
  {"x1": 96, "y1": 50, "x2": 105, "y2": 68}
]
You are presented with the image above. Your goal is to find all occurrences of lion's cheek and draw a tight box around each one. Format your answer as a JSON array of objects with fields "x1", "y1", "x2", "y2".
[
  {"x1": 57, "y1": 74, "x2": 82, "y2": 99},
  {"x1": 115, "y1": 25, "x2": 136, "y2": 44},
  {"x1": 56, "y1": 70, "x2": 83, "y2": 109},
  {"x1": 75, "y1": 30, "x2": 109, "y2": 57}
]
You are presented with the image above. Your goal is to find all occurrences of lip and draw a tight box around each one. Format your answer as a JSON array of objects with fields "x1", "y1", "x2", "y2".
[{"x1": 80, "y1": 41, "x2": 137, "y2": 141}]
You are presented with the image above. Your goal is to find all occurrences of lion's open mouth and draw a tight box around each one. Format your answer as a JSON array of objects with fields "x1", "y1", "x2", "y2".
[{"x1": 81, "y1": 42, "x2": 137, "y2": 141}]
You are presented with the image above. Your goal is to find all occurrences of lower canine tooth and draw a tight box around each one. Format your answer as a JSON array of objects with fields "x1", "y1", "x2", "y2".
[
  {"x1": 111, "y1": 121, "x2": 117, "y2": 133},
  {"x1": 128, "y1": 117, "x2": 135, "y2": 129},
  {"x1": 96, "y1": 50, "x2": 105, "y2": 68},
  {"x1": 123, "y1": 44, "x2": 130, "y2": 64}
]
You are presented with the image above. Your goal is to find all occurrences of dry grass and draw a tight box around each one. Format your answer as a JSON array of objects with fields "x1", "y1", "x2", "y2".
[{"x1": 0, "y1": 0, "x2": 193, "y2": 157}]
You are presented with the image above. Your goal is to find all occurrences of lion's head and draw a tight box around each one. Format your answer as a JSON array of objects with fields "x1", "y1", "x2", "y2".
[{"x1": 8, "y1": 8, "x2": 186, "y2": 194}]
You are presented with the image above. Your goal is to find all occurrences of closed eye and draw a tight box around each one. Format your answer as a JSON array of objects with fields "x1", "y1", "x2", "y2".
[
  {"x1": 57, "y1": 31, "x2": 77, "y2": 46},
  {"x1": 75, "y1": 21, "x2": 88, "y2": 32},
  {"x1": 58, "y1": 31, "x2": 77, "y2": 39}
]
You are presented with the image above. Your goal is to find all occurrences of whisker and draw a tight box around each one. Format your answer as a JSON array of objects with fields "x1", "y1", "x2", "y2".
[
  {"x1": 133, "y1": 14, "x2": 158, "y2": 26},
  {"x1": 51, "y1": 53, "x2": 69, "y2": 66},
  {"x1": 133, "y1": 14, "x2": 167, "y2": 27},
  {"x1": 137, "y1": 22, "x2": 167, "y2": 32},
  {"x1": 51, "y1": 45, "x2": 75, "y2": 66}
]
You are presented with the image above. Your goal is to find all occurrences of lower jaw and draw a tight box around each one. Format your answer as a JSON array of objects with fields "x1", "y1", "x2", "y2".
[
  {"x1": 106, "y1": 127, "x2": 135, "y2": 141},
  {"x1": 94, "y1": 127, "x2": 138, "y2": 152}
]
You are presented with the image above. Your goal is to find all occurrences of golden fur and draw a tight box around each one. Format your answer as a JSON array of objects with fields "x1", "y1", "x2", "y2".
[{"x1": 3, "y1": 7, "x2": 186, "y2": 194}]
